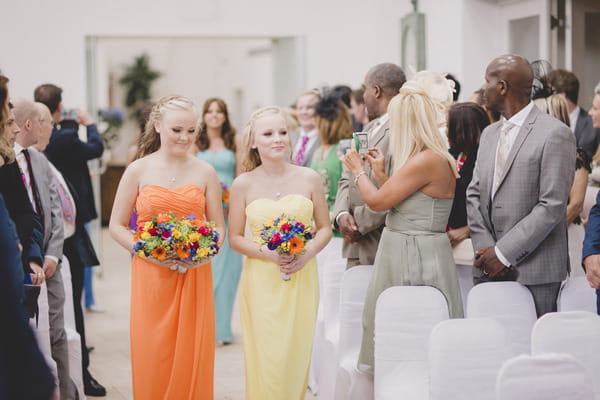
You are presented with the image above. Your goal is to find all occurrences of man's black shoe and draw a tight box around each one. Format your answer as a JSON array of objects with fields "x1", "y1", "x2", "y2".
[{"x1": 84, "y1": 375, "x2": 106, "y2": 397}]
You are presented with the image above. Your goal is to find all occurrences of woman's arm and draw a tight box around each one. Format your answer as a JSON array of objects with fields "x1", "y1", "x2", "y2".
[
  {"x1": 281, "y1": 170, "x2": 333, "y2": 275},
  {"x1": 203, "y1": 165, "x2": 226, "y2": 245},
  {"x1": 567, "y1": 167, "x2": 589, "y2": 224},
  {"x1": 108, "y1": 162, "x2": 140, "y2": 253},
  {"x1": 344, "y1": 149, "x2": 438, "y2": 212}
]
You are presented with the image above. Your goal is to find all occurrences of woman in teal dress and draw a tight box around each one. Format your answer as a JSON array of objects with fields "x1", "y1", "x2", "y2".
[
  {"x1": 195, "y1": 97, "x2": 243, "y2": 345},
  {"x1": 310, "y1": 93, "x2": 353, "y2": 237}
]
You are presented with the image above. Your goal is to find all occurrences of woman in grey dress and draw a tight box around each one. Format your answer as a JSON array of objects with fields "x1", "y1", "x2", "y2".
[{"x1": 343, "y1": 75, "x2": 463, "y2": 375}]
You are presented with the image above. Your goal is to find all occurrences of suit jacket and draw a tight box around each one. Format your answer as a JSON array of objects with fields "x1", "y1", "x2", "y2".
[
  {"x1": 0, "y1": 161, "x2": 44, "y2": 271},
  {"x1": 574, "y1": 107, "x2": 600, "y2": 160},
  {"x1": 28, "y1": 148, "x2": 64, "y2": 260},
  {"x1": 467, "y1": 105, "x2": 576, "y2": 285},
  {"x1": 291, "y1": 130, "x2": 320, "y2": 167},
  {"x1": 583, "y1": 190, "x2": 600, "y2": 264},
  {"x1": 0, "y1": 194, "x2": 56, "y2": 400},
  {"x1": 332, "y1": 118, "x2": 394, "y2": 265},
  {"x1": 44, "y1": 122, "x2": 103, "y2": 224}
]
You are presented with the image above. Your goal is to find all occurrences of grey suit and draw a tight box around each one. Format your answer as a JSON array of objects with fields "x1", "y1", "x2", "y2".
[
  {"x1": 291, "y1": 130, "x2": 320, "y2": 167},
  {"x1": 333, "y1": 118, "x2": 394, "y2": 267},
  {"x1": 28, "y1": 148, "x2": 74, "y2": 399},
  {"x1": 467, "y1": 106, "x2": 576, "y2": 314}
]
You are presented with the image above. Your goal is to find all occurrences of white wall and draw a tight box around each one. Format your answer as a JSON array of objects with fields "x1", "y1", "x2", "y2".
[{"x1": 2, "y1": 0, "x2": 545, "y2": 123}]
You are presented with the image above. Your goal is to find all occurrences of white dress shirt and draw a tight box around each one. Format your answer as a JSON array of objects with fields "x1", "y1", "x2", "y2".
[
  {"x1": 14, "y1": 143, "x2": 36, "y2": 212},
  {"x1": 569, "y1": 107, "x2": 579, "y2": 132},
  {"x1": 369, "y1": 113, "x2": 389, "y2": 140},
  {"x1": 493, "y1": 101, "x2": 535, "y2": 267},
  {"x1": 292, "y1": 128, "x2": 318, "y2": 160}
]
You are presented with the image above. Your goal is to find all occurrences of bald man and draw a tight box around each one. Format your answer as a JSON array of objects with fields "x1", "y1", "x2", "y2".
[
  {"x1": 467, "y1": 54, "x2": 576, "y2": 316},
  {"x1": 13, "y1": 99, "x2": 76, "y2": 399}
]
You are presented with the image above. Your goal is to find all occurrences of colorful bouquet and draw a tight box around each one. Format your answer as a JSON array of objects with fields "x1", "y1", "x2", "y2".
[
  {"x1": 133, "y1": 212, "x2": 220, "y2": 273},
  {"x1": 259, "y1": 214, "x2": 313, "y2": 281},
  {"x1": 221, "y1": 182, "x2": 230, "y2": 205}
]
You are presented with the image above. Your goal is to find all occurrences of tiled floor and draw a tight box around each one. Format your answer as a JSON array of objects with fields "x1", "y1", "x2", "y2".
[{"x1": 85, "y1": 228, "x2": 315, "y2": 399}]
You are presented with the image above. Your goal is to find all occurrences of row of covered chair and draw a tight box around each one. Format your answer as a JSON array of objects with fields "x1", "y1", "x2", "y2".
[{"x1": 311, "y1": 252, "x2": 599, "y2": 399}]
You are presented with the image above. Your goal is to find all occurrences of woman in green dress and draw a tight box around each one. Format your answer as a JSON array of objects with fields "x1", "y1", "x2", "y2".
[
  {"x1": 343, "y1": 74, "x2": 463, "y2": 375},
  {"x1": 310, "y1": 93, "x2": 353, "y2": 238}
]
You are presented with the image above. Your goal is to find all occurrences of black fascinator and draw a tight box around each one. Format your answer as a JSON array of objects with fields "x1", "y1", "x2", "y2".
[
  {"x1": 315, "y1": 92, "x2": 342, "y2": 121},
  {"x1": 531, "y1": 59, "x2": 554, "y2": 100}
]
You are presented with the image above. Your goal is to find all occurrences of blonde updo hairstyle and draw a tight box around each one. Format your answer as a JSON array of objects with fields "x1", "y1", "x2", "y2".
[
  {"x1": 241, "y1": 106, "x2": 288, "y2": 172},
  {"x1": 136, "y1": 95, "x2": 198, "y2": 159},
  {"x1": 388, "y1": 77, "x2": 459, "y2": 177}
]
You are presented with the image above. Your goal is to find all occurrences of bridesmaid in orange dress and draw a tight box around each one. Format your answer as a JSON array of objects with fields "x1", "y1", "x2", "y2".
[{"x1": 109, "y1": 95, "x2": 224, "y2": 400}]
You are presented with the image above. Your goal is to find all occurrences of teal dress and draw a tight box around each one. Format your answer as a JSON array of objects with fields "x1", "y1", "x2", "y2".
[
  {"x1": 310, "y1": 143, "x2": 343, "y2": 238},
  {"x1": 196, "y1": 148, "x2": 242, "y2": 343}
]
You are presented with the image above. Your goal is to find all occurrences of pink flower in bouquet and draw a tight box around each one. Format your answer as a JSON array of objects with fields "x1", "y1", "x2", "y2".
[
  {"x1": 281, "y1": 223, "x2": 291, "y2": 232},
  {"x1": 161, "y1": 230, "x2": 171, "y2": 239},
  {"x1": 148, "y1": 227, "x2": 157, "y2": 236},
  {"x1": 198, "y1": 225, "x2": 212, "y2": 236}
]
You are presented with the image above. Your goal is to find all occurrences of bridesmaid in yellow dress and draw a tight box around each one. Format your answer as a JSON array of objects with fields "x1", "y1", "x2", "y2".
[
  {"x1": 229, "y1": 106, "x2": 332, "y2": 399},
  {"x1": 109, "y1": 95, "x2": 224, "y2": 400}
]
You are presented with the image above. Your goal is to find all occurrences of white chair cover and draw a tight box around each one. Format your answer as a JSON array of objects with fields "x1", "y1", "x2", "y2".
[
  {"x1": 452, "y1": 237, "x2": 474, "y2": 314},
  {"x1": 496, "y1": 353, "x2": 594, "y2": 400},
  {"x1": 466, "y1": 281, "x2": 536, "y2": 355},
  {"x1": 532, "y1": 311, "x2": 600, "y2": 399},
  {"x1": 428, "y1": 318, "x2": 511, "y2": 400},
  {"x1": 30, "y1": 281, "x2": 58, "y2": 384},
  {"x1": 334, "y1": 265, "x2": 374, "y2": 400},
  {"x1": 314, "y1": 257, "x2": 347, "y2": 399},
  {"x1": 557, "y1": 277, "x2": 598, "y2": 313},
  {"x1": 568, "y1": 223, "x2": 586, "y2": 278},
  {"x1": 374, "y1": 286, "x2": 449, "y2": 400},
  {"x1": 310, "y1": 237, "x2": 344, "y2": 393},
  {"x1": 61, "y1": 256, "x2": 84, "y2": 399}
]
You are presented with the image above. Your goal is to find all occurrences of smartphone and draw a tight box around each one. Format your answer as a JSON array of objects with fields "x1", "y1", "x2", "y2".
[
  {"x1": 60, "y1": 108, "x2": 78, "y2": 122},
  {"x1": 353, "y1": 132, "x2": 369, "y2": 155},
  {"x1": 338, "y1": 139, "x2": 352, "y2": 158}
]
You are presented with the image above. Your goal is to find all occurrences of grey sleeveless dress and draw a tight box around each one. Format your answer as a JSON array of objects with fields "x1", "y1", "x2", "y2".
[{"x1": 357, "y1": 190, "x2": 463, "y2": 374}]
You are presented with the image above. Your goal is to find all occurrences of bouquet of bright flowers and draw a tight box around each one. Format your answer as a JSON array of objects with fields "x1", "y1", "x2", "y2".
[
  {"x1": 259, "y1": 214, "x2": 313, "y2": 281},
  {"x1": 133, "y1": 212, "x2": 220, "y2": 273},
  {"x1": 221, "y1": 182, "x2": 230, "y2": 205}
]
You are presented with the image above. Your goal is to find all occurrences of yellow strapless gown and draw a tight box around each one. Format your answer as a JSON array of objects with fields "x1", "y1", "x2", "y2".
[{"x1": 241, "y1": 194, "x2": 319, "y2": 400}]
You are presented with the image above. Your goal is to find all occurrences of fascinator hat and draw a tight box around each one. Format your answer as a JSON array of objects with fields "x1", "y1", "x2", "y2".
[{"x1": 388, "y1": 71, "x2": 459, "y2": 177}]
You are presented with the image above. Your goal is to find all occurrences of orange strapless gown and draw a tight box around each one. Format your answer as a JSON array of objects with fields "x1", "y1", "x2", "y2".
[{"x1": 131, "y1": 184, "x2": 215, "y2": 400}]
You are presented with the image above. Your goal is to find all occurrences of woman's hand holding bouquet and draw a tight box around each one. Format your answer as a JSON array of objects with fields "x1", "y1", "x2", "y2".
[
  {"x1": 133, "y1": 212, "x2": 220, "y2": 274},
  {"x1": 259, "y1": 215, "x2": 313, "y2": 281}
]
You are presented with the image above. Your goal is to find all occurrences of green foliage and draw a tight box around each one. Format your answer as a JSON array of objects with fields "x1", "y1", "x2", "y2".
[{"x1": 119, "y1": 54, "x2": 161, "y2": 115}]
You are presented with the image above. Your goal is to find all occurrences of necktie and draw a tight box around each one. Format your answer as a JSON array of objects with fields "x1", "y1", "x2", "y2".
[
  {"x1": 22, "y1": 149, "x2": 45, "y2": 232},
  {"x1": 493, "y1": 121, "x2": 515, "y2": 192},
  {"x1": 295, "y1": 135, "x2": 310, "y2": 166}
]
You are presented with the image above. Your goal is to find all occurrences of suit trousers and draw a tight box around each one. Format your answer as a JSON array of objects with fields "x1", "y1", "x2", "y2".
[
  {"x1": 46, "y1": 264, "x2": 77, "y2": 399},
  {"x1": 346, "y1": 257, "x2": 362, "y2": 269},
  {"x1": 64, "y1": 239, "x2": 91, "y2": 377},
  {"x1": 524, "y1": 282, "x2": 561, "y2": 317},
  {"x1": 474, "y1": 276, "x2": 561, "y2": 318}
]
